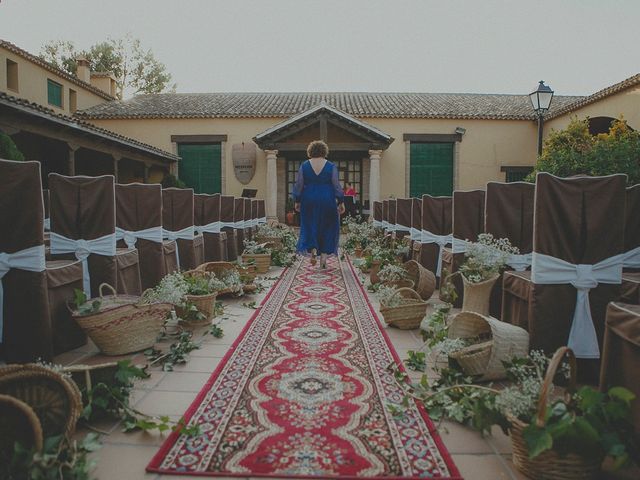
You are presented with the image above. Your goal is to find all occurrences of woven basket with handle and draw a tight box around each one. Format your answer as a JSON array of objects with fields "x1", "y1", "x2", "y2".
[
  {"x1": 379, "y1": 287, "x2": 428, "y2": 330},
  {"x1": 447, "y1": 311, "x2": 529, "y2": 381},
  {"x1": 196, "y1": 261, "x2": 257, "y2": 295},
  {"x1": 508, "y1": 347, "x2": 603, "y2": 480},
  {"x1": 176, "y1": 270, "x2": 218, "y2": 325},
  {"x1": 404, "y1": 260, "x2": 436, "y2": 300},
  {"x1": 0, "y1": 394, "x2": 43, "y2": 458},
  {"x1": 242, "y1": 253, "x2": 271, "y2": 274},
  {"x1": 71, "y1": 284, "x2": 171, "y2": 356},
  {"x1": 461, "y1": 274, "x2": 500, "y2": 316}
]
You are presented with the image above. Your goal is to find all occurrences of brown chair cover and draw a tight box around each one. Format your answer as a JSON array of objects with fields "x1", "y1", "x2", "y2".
[
  {"x1": 194, "y1": 193, "x2": 227, "y2": 262},
  {"x1": 251, "y1": 199, "x2": 259, "y2": 234},
  {"x1": 502, "y1": 173, "x2": 626, "y2": 379},
  {"x1": 372, "y1": 201, "x2": 382, "y2": 224},
  {"x1": 234, "y1": 198, "x2": 245, "y2": 254},
  {"x1": 599, "y1": 302, "x2": 640, "y2": 432},
  {"x1": 243, "y1": 198, "x2": 253, "y2": 241},
  {"x1": 0, "y1": 160, "x2": 53, "y2": 362},
  {"x1": 409, "y1": 197, "x2": 422, "y2": 251},
  {"x1": 43, "y1": 189, "x2": 50, "y2": 246},
  {"x1": 116, "y1": 183, "x2": 166, "y2": 290},
  {"x1": 624, "y1": 185, "x2": 640, "y2": 271},
  {"x1": 388, "y1": 199, "x2": 397, "y2": 234},
  {"x1": 45, "y1": 259, "x2": 84, "y2": 354},
  {"x1": 619, "y1": 272, "x2": 640, "y2": 305},
  {"x1": 221, "y1": 195, "x2": 238, "y2": 261},
  {"x1": 395, "y1": 198, "x2": 412, "y2": 239},
  {"x1": 485, "y1": 182, "x2": 535, "y2": 317},
  {"x1": 418, "y1": 195, "x2": 452, "y2": 282},
  {"x1": 257, "y1": 199, "x2": 266, "y2": 224},
  {"x1": 162, "y1": 187, "x2": 203, "y2": 271},
  {"x1": 440, "y1": 190, "x2": 485, "y2": 307},
  {"x1": 163, "y1": 241, "x2": 179, "y2": 275},
  {"x1": 382, "y1": 199, "x2": 389, "y2": 230}
]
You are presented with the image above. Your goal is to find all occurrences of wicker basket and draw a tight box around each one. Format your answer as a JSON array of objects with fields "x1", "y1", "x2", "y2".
[
  {"x1": 254, "y1": 236, "x2": 283, "y2": 249},
  {"x1": 242, "y1": 253, "x2": 271, "y2": 274},
  {"x1": 508, "y1": 347, "x2": 603, "y2": 479},
  {"x1": 379, "y1": 287, "x2": 428, "y2": 330},
  {"x1": 384, "y1": 278, "x2": 414, "y2": 289},
  {"x1": 369, "y1": 260, "x2": 382, "y2": 284},
  {"x1": 176, "y1": 271, "x2": 218, "y2": 325},
  {"x1": 461, "y1": 274, "x2": 499, "y2": 316},
  {"x1": 196, "y1": 261, "x2": 239, "y2": 295},
  {"x1": 0, "y1": 364, "x2": 83, "y2": 439},
  {"x1": 0, "y1": 394, "x2": 43, "y2": 456},
  {"x1": 447, "y1": 311, "x2": 529, "y2": 381},
  {"x1": 404, "y1": 260, "x2": 436, "y2": 300},
  {"x1": 71, "y1": 284, "x2": 170, "y2": 355}
]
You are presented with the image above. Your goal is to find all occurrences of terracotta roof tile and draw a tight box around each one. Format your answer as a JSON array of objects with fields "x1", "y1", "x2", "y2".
[{"x1": 77, "y1": 91, "x2": 582, "y2": 121}]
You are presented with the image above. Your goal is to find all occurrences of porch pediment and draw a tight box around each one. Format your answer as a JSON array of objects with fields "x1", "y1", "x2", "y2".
[{"x1": 253, "y1": 102, "x2": 394, "y2": 151}]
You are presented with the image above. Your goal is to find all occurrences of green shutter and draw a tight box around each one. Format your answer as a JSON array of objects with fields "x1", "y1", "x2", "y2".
[
  {"x1": 177, "y1": 144, "x2": 221, "y2": 194},
  {"x1": 47, "y1": 79, "x2": 62, "y2": 107},
  {"x1": 409, "y1": 143, "x2": 453, "y2": 197}
]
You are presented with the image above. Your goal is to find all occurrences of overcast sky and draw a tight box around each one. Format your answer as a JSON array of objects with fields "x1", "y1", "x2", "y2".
[{"x1": 1, "y1": 0, "x2": 637, "y2": 97}]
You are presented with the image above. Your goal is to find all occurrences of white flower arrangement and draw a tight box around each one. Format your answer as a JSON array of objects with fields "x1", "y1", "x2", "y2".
[
  {"x1": 243, "y1": 240, "x2": 272, "y2": 255},
  {"x1": 459, "y1": 233, "x2": 519, "y2": 283},
  {"x1": 377, "y1": 264, "x2": 409, "y2": 283},
  {"x1": 376, "y1": 284, "x2": 402, "y2": 308},
  {"x1": 145, "y1": 272, "x2": 189, "y2": 306}
]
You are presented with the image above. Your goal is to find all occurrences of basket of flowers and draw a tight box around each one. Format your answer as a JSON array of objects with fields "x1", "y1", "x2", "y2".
[
  {"x1": 404, "y1": 260, "x2": 436, "y2": 300},
  {"x1": 377, "y1": 286, "x2": 428, "y2": 330},
  {"x1": 242, "y1": 241, "x2": 272, "y2": 274},
  {"x1": 377, "y1": 263, "x2": 414, "y2": 289}
]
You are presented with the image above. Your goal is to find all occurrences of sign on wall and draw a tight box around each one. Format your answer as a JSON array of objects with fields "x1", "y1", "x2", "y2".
[{"x1": 232, "y1": 143, "x2": 257, "y2": 185}]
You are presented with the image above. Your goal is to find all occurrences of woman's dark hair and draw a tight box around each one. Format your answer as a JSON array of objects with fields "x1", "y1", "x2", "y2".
[{"x1": 307, "y1": 140, "x2": 329, "y2": 158}]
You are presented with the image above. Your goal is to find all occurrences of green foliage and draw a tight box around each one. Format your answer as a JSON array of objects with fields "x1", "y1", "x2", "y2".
[
  {"x1": 161, "y1": 173, "x2": 187, "y2": 189},
  {"x1": 420, "y1": 303, "x2": 452, "y2": 348},
  {"x1": 72, "y1": 289, "x2": 101, "y2": 316},
  {"x1": 405, "y1": 350, "x2": 426, "y2": 371},
  {"x1": 208, "y1": 323, "x2": 224, "y2": 338},
  {"x1": 40, "y1": 34, "x2": 176, "y2": 100},
  {"x1": 0, "y1": 131, "x2": 25, "y2": 161},
  {"x1": 529, "y1": 116, "x2": 640, "y2": 185},
  {"x1": 145, "y1": 331, "x2": 201, "y2": 371}
]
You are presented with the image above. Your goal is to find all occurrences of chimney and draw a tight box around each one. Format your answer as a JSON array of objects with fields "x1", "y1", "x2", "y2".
[{"x1": 76, "y1": 57, "x2": 91, "y2": 83}]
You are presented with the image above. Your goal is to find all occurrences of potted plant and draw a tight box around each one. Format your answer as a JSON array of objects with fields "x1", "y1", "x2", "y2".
[
  {"x1": 242, "y1": 240, "x2": 272, "y2": 273},
  {"x1": 367, "y1": 244, "x2": 396, "y2": 284},
  {"x1": 377, "y1": 263, "x2": 413, "y2": 289},
  {"x1": 456, "y1": 233, "x2": 518, "y2": 315},
  {"x1": 376, "y1": 284, "x2": 428, "y2": 329}
]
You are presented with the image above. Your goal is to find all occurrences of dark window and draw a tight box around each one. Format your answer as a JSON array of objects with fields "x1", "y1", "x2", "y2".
[
  {"x1": 410, "y1": 142, "x2": 454, "y2": 197},
  {"x1": 177, "y1": 143, "x2": 222, "y2": 194},
  {"x1": 69, "y1": 89, "x2": 77, "y2": 113},
  {"x1": 6, "y1": 59, "x2": 18, "y2": 92},
  {"x1": 501, "y1": 166, "x2": 534, "y2": 183},
  {"x1": 47, "y1": 79, "x2": 63, "y2": 108},
  {"x1": 286, "y1": 156, "x2": 362, "y2": 204}
]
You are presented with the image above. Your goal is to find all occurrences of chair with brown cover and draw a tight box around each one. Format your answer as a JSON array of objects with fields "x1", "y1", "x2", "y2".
[
  {"x1": 485, "y1": 181, "x2": 535, "y2": 318},
  {"x1": 417, "y1": 195, "x2": 452, "y2": 288},
  {"x1": 620, "y1": 185, "x2": 640, "y2": 305},
  {"x1": 372, "y1": 201, "x2": 383, "y2": 228},
  {"x1": 43, "y1": 189, "x2": 50, "y2": 232},
  {"x1": 599, "y1": 302, "x2": 640, "y2": 432},
  {"x1": 115, "y1": 183, "x2": 168, "y2": 290},
  {"x1": 256, "y1": 199, "x2": 266, "y2": 226},
  {"x1": 440, "y1": 190, "x2": 485, "y2": 307},
  {"x1": 251, "y1": 199, "x2": 259, "y2": 234},
  {"x1": 502, "y1": 173, "x2": 626, "y2": 380},
  {"x1": 220, "y1": 195, "x2": 238, "y2": 261},
  {"x1": 382, "y1": 199, "x2": 390, "y2": 231},
  {"x1": 49, "y1": 174, "x2": 142, "y2": 298},
  {"x1": 0, "y1": 160, "x2": 55, "y2": 362},
  {"x1": 194, "y1": 193, "x2": 227, "y2": 262},
  {"x1": 234, "y1": 197, "x2": 246, "y2": 254},
  {"x1": 388, "y1": 199, "x2": 397, "y2": 237},
  {"x1": 243, "y1": 198, "x2": 253, "y2": 242},
  {"x1": 395, "y1": 198, "x2": 412, "y2": 241},
  {"x1": 162, "y1": 187, "x2": 204, "y2": 271}
]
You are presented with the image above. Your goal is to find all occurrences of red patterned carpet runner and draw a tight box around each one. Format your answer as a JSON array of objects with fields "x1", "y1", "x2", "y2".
[{"x1": 148, "y1": 257, "x2": 460, "y2": 479}]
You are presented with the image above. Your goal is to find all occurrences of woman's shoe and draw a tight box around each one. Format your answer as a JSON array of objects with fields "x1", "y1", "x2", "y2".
[
  {"x1": 310, "y1": 249, "x2": 317, "y2": 266},
  {"x1": 320, "y1": 253, "x2": 327, "y2": 269}
]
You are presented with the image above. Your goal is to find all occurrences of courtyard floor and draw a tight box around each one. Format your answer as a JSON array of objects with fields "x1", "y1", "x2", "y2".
[{"x1": 53, "y1": 261, "x2": 634, "y2": 480}]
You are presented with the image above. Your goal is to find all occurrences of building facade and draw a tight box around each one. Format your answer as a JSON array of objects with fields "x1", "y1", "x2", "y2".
[{"x1": 1, "y1": 39, "x2": 638, "y2": 220}]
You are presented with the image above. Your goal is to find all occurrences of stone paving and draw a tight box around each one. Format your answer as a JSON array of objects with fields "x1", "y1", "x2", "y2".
[{"x1": 54, "y1": 262, "x2": 635, "y2": 480}]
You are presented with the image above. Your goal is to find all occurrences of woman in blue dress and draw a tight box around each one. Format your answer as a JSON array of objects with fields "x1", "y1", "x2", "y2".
[{"x1": 293, "y1": 140, "x2": 345, "y2": 268}]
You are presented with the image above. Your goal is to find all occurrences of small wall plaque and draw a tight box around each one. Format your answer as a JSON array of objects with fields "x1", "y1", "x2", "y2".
[{"x1": 232, "y1": 143, "x2": 257, "y2": 185}]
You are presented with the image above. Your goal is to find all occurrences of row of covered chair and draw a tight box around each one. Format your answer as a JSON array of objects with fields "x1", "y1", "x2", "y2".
[
  {"x1": 0, "y1": 159, "x2": 266, "y2": 363},
  {"x1": 371, "y1": 174, "x2": 639, "y2": 375}
]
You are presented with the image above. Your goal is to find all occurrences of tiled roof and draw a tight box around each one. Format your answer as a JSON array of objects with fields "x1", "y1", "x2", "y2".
[
  {"x1": 0, "y1": 39, "x2": 115, "y2": 101},
  {"x1": 77, "y1": 91, "x2": 582, "y2": 121},
  {"x1": 0, "y1": 92, "x2": 179, "y2": 162},
  {"x1": 546, "y1": 73, "x2": 640, "y2": 120}
]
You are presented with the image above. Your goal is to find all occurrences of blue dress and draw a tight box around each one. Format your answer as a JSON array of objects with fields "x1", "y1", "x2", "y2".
[{"x1": 292, "y1": 160, "x2": 344, "y2": 255}]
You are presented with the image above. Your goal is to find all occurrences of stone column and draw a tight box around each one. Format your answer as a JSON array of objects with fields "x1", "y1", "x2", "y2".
[
  {"x1": 67, "y1": 143, "x2": 79, "y2": 176},
  {"x1": 264, "y1": 149, "x2": 278, "y2": 221},
  {"x1": 368, "y1": 149, "x2": 382, "y2": 205}
]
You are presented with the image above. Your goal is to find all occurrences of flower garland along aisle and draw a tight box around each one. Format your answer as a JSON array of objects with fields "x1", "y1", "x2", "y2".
[
  {"x1": 388, "y1": 304, "x2": 640, "y2": 480},
  {"x1": 243, "y1": 223, "x2": 299, "y2": 272}
]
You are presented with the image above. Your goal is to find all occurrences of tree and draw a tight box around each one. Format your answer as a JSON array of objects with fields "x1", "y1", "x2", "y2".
[
  {"x1": 527, "y1": 116, "x2": 640, "y2": 185},
  {"x1": 40, "y1": 34, "x2": 176, "y2": 100},
  {"x1": 0, "y1": 131, "x2": 25, "y2": 161}
]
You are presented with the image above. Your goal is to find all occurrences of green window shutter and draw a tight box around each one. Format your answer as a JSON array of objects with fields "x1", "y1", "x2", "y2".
[
  {"x1": 505, "y1": 168, "x2": 533, "y2": 183},
  {"x1": 409, "y1": 143, "x2": 453, "y2": 197},
  {"x1": 177, "y1": 143, "x2": 221, "y2": 194},
  {"x1": 47, "y1": 79, "x2": 63, "y2": 108}
]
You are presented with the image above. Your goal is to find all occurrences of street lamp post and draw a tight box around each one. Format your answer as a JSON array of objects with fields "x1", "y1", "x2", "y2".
[{"x1": 529, "y1": 80, "x2": 554, "y2": 156}]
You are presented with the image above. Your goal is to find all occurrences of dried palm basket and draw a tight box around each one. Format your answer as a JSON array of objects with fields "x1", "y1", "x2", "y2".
[
  {"x1": 369, "y1": 260, "x2": 382, "y2": 284},
  {"x1": 254, "y1": 236, "x2": 283, "y2": 249},
  {"x1": 71, "y1": 283, "x2": 171, "y2": 355},
  {"x1": 196, "y1": 261, "x2": 257, "y2": 296},
  {"x1": 447, "y1": 311, "x2": 529, "y2": 381},
  {"x1": 461, "y1": 274, "x2": 500, "y2": 316},
  {"x1": 242, "y1": 252, "x2": 271, "y2": 274},
  {"x1": 0, "y1": 363, "x2": 82, "y2": 439},
  {"x1": 379, "y1": 287, "x2": 428, "y2": 330},
  {"x1": 176, "y1": 270, "x2": 218, "y2": 325},
  {"x1": 508, "y1": 347, "x2": 603, "y2": 479},
  {"x1": 404, "y1": 260, "x2": 436, "y2": 300},
  {"x1": 0, "y1": 394, "x2": 43, "y2": 458},
  {"x1": 411, "y1": 241, "x2": 422, "y2": 262},
  {"x1": 383, "y1": 278, "x2": 414, "y2": 289}
]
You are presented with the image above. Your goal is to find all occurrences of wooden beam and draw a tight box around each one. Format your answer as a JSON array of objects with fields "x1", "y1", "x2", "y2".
[
  {"x1": 271, "y1": 142, "x2": 384, "y2": 152},
  {"x1": 170, "y1": 134, "x2": 228, "y2": 143},
  {"x1": 403, "y1": 133, "x2": 463, "y2": 143}
]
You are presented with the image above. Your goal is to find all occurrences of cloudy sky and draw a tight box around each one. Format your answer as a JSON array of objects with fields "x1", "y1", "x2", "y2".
[{"x1": 0, "y1": 0, "x2": 637, "y2": 97}]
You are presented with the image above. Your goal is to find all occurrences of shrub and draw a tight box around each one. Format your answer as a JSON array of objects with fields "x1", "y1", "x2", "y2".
[
  {"x1": 0, "y1": 131, "x2": 25, "y2": 161},
  {"x1": 528, "y1": 116, "x2": 640, "y2": 185}
]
